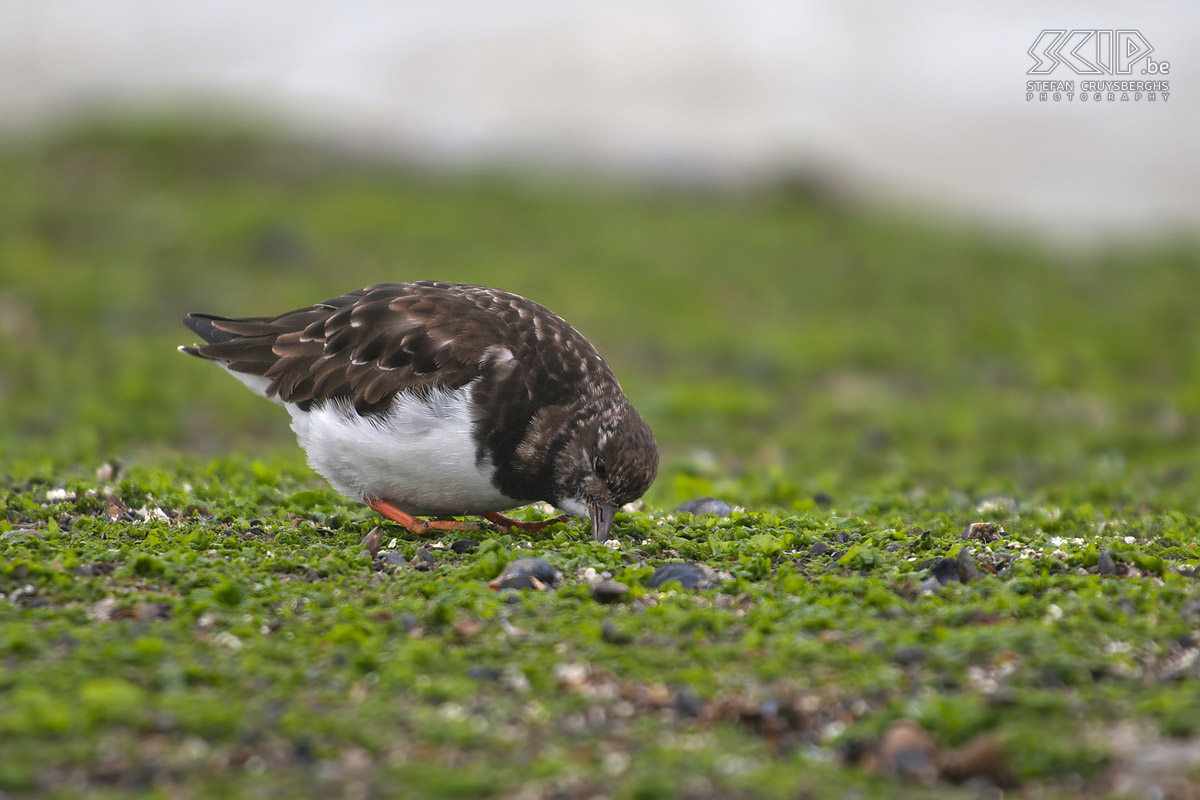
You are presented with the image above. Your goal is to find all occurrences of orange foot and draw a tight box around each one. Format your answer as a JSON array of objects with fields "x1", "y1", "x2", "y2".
[
  {"x1": 482, "y1": 512, "x2": 570, "y2": 532},
  {"x1": 365, "y1": 497, "x2": 488, "y2": 535}
]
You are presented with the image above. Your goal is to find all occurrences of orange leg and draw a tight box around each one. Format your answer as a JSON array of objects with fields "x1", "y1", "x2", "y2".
[
  {"x1": 365, "y1": 497, "x2": 486, "y2": 535},
  {"x1": 482, "y1": 512, "x2": 570, "y2": 532}
]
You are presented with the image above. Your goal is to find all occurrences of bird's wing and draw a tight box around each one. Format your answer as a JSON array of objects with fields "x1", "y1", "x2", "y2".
[{"x1": 183, "y1": 282, "x2": 536, "y2": 414}]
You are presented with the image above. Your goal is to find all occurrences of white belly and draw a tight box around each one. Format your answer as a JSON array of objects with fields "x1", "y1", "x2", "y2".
[{"x1": 284, "y1": 381, "x2": 521, "y2": 516}]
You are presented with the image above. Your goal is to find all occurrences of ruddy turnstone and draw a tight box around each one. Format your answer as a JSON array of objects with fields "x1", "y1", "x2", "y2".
[{"x1": 180, "y1": 282, "x2": 658, "y2": 540}]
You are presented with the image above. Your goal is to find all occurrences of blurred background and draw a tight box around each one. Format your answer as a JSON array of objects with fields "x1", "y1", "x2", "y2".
[{"x1": 2, "y1": 0, "x2": 1198, "y2": 507}]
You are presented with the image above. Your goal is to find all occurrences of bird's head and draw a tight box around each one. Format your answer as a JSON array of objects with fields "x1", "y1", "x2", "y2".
[{"x1": 552, "y1": 400, "x2": 658, "y2": 541}]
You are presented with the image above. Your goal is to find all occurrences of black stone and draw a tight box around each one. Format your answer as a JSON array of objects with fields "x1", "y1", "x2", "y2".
[
  {"x1": 812, "y1": 492, "x2": 834, "y2": 507},
  {"x1": 411, "y1": 547, "x2": 436, "y2": 571},
  {"x1": 467, "y1": 666, "x2": 503, "y2": 681},
  {"x1": 809, "y1": 541, "x2": 831, "y2": 557},
  {"x1": 917, "y1": 576, "x2": 943, "y2": 594},
  {"x1": 929, "y1": 557, "x2": 962, "y2": 585},
  {"x1": 956, "y1": 548, "x2": 981, "y2": 582},
  {"x1": 493, "y1": 557, "x2": 559, "y2": 590},
  {"x1": 601, "y1": 618, "x2": 633, "y2": 645},
  {"x1": 673, "y1": 684, "x2": 705, "y2": 718},
  {"x1": 592, "y1": 579, "x2": 629, "y2": 603},
  {"x1": 1097, "y1": 549, "x2": 1121, "y2": 576},
  {"x1": 647, "y1": 562, "x2": 717, "y2": 590},
  {"x1": 379, "y1": 551, "x2": 407, "y2": 568},
  {"x1": 450, "y1": 539, "x2": 479, "y2": 554},
  {"x1": 892, "y1": 646, "x2": 928, "y2": 666},
  {"x1": 675, "y1": 497, "x2": 733, "y2": 517}
]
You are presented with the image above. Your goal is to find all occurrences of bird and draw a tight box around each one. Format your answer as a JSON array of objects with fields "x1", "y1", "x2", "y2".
[{"x1": 180, "y1": 281, "x2": 658, "y2": 541}]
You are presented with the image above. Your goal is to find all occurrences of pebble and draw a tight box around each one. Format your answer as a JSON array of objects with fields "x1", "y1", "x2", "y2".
[
  {"x1": 450, "y1": 539, "x2": 479, "y2": 554},
  {"x1": 647, "y1": 562, "x2": 718, "y2": 590},
  {"x1": 411, "y1": 548, "x2": 436, "y2": 571},
  {"x1": 956, "y1": 548, "x2": 981, "y2": 581},
  {"x1": 962, "y1": 522, "x2": 1004, "y2": 542},
  {"x1": 892, "y1": 646, "x2": 928, "y2": 666},
  {"x1": 812, "y1": 492, "x2": 834, "y2": 507},
  {"x1": 379, "y1": 552, "x2": 407, "y2": 568},
  {"x1": 941, "y1": 735, "x2": 1009, "y2": 786},
  {"x1": 490, "y1": 557, "x2": 559, "y2": 591},
  {"x1": 917, "y1": 576, "x2": 943, "y2": 594},
  {"x1": 675, "y1": 497, "x2": 733, "y2": 517},
  {"x1": 673, "y1": 684, "x2": 705, "y2": 718},
  {"x1": 1097, "y1": 549, "x2": 1122, "y2": 576},
  {"x1": 451, "y1": 617, "x2": 483, "y2": 638},
  {"x1": 929, "y1": 557, "x2": 963, "y2": 585},
  {"x1": 467, "y1": 666, "x2": 502, "y2": 682},
  {"x1": 601, "y1": 618, "x2": 633, "y2": 645},
  {"x1": 361, "y1": 528, "x2": 382, "y2": 557},
  {"x1": 809, "y1": 541, "x2": 831, "y2": 557},
  {"x1": 592, "y1": 579, "x2": 629, "y2": 604},
  {"x1": 879, "y1": 719, "x2": 938, "y2": 782}
]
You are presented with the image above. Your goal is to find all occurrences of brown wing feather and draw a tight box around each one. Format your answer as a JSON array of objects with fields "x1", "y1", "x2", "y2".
[{"x1": 182, "y1": 282, "x2": 612, "y2": 416}]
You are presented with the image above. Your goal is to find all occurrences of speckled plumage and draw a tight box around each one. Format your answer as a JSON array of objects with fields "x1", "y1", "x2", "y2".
[{"x1": 181, "y1": 282, "x2": 658, "y2": 538}]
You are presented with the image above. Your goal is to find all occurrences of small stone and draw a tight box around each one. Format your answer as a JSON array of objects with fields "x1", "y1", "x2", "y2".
[
  {"x1": 879, "y1": 719, "x2": 938, "y2": 782},
  {"x1": 451, "y1": 617, "x2": 483, "y2": 639},
  {"x1": 9, "y1": 585, "x2": 37, "y2": 606},
  {"x1": 450, "y1": 539, "x2": 479, "y2": 554},
  {"x1": 812, "y1": 492, "x2": 834, "y2": 507},
  {"x1": 467, "y1": 666, "x2": 502, "y2": 681},
  {"x1": 962, "y1": 522, "x2": 1004, "y2": 542},
  {"x1": 809, "y1": 541, "x2": 831, "y2": 557},
  {"x1": 103, "y1": 493, "x2": 129, "y2": 520},
  {"x1": 554, "y1": 662, "x2": 589, "y2": 690},
  {"x1": 941, "y1": 734, "x2": 1009, "y2": 786},
  {"x1": 379, "y1": 552, "x2": 407, "y2": 568},
  {"x1": 892, "y1": 646, "x2": 928, "y2": 666},
  {"x1": 647, "y1": 562, "x2": 718, "y2": 590},
  {"x1": 410, "y1": 548, "x2": 436, "y2": 571},
  {"x1": 917, "y1": 576, "x2": 943, "y2": 594},
  {"x1": 1097, "y1": 549, "x2": 1123, "y2": 576},
  {"x1": 956, "y1": 548, "x2": 981, "y2": 582},
  {"x1": 361, "y1": 528, "x2": 382, "y2": 557},
  {"x1": 835, "y1": 530, "x2": 854, "y2": 543},
  {"x1": 929, "y1": 558, "x2": 962, "y2": 585},
  {"x1": 675, "y1": 497, "x2": 733, "y2": 517},
  {"x1": 134, "y1": 602, "x2": 170, "y2": 621},
  {"x1": 673, "y1": 684, "x2": 705, "y2": 718},
  {"x1": 592, "y1": 579, "x2": 629, "y2": 604},
  {"x1": 601, "y1": 619, "x2": 633, "y2": 645},
  {"x1": 489, "y1": 557, "x2": 559, "y2": 591}
]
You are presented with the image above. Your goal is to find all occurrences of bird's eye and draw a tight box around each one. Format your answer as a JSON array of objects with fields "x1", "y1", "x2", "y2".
[{"x1": 593, "y1": 456, "x2": 608, "y2": 479}]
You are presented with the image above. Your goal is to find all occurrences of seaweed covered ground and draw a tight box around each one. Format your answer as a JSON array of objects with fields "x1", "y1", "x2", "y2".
[{"x1": 2, "y1": 121, "x2": 1200, "y2": 799}]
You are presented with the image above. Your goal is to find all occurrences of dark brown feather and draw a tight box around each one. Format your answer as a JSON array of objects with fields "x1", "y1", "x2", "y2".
[{"x1": 181, "y1": 282, "x2": 615, "y2": 420}]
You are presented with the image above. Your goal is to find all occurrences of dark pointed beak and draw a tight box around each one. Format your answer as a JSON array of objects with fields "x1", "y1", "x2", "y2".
[{"x1": 589, "y1": 502, "x2": 617, "y2": 542}]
